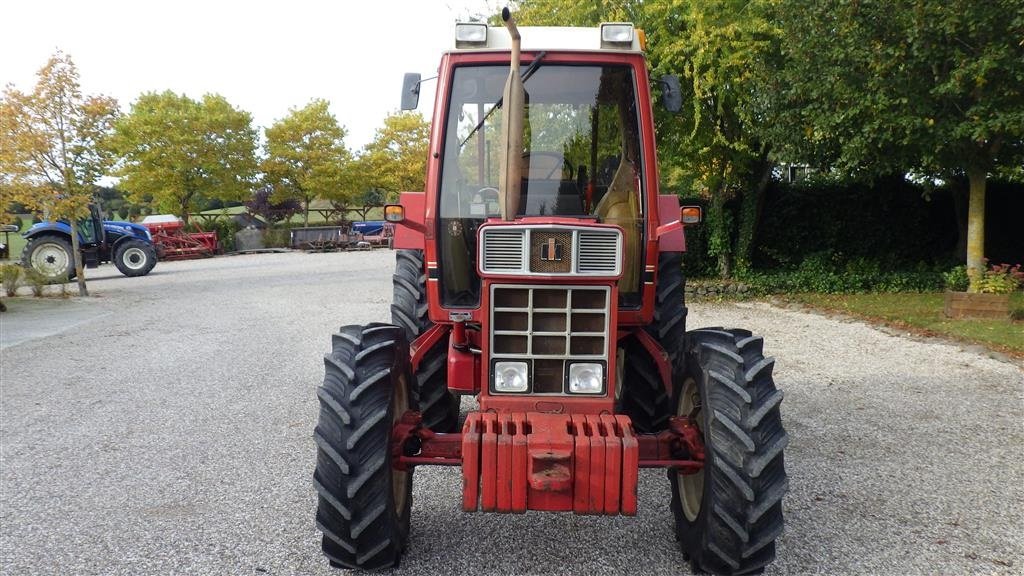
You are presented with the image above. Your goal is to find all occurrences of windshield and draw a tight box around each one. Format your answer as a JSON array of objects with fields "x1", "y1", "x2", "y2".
[{"x1": 437, "y1": 63, "x2": 644, "y2": 307}]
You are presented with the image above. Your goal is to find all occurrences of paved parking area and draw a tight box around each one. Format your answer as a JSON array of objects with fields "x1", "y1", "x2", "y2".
[{"x1": 1, "y1": 251, "x2": 1022, "y2": 575}]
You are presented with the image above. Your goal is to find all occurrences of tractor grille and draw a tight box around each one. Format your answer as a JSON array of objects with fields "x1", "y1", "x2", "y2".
[
  {"x1": 529, "y1": 230, "x2": 573, "y2": 273},
  {"x1": 481, "y1": 229, "x2": 525, "y2": 271},
  {"x1": 577, "y1": 230, "x2": 619, "y2": 273},
  {"x1": 479, "y1": 226, "x2": 621, "y2": 277},
  {"x1": 490, "y1": 285, "x2": 610, "y2": 394}
]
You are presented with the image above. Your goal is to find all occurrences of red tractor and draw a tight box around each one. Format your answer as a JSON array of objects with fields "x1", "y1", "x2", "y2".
[{"x1": 313, "y1": 10, "x2": 788, "y2": 575}]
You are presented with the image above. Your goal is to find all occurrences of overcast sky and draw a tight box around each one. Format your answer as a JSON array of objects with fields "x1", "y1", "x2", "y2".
[{"x1": 0, "y1": 0, "x2": 498, "y2": 150}]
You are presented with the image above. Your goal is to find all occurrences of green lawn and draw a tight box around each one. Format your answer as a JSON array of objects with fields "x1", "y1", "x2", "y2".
[{"x1": 784, "y1": 292, "x2": 1024, "y2": 357}]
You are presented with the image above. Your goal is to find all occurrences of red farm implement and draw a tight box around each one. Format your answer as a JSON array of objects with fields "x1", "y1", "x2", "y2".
[{"x1": 141, "y1": 216, "x2": 218, "y2": 260}]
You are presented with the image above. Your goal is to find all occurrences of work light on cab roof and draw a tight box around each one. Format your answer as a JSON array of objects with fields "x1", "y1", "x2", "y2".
[{"x1": 314, "y1": 7, "x2": 789, "y2": 576}]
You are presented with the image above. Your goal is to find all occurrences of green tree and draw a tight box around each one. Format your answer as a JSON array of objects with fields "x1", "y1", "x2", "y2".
[
  {"x1": 262, "y1": 99, "x2": 350, "y2": 228},
  {"x1": 644, "y1": 0, "x2": 781, "y2": 277},
  {"x1": 349, "y1": 111, "x2": 430, "y2": 201},
  {"x1": 513, "y1": 0, "x2": 782, "y2": 277},
  {"x1": 109, "y1": 91, "x2": 258, "y2": 224},
  {"x1": 767, "y1": 0, "x2": 1024, "y2": 290},
  {"x1": 0, "y1": 52, "x2": 119, "y2": 296}
]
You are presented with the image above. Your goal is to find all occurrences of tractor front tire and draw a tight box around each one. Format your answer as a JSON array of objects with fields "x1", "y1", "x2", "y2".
[
  {"x1": 389, "y1": 249, "x2": 459, "y2": 432},
  {"x1": 113, "y1": 239, "x2": 157, "y2": 277},
  {"x1": 314, "y1": 323, "x2": 416, "y2": 570},
  {"x1": 22, "y1": 235, "x2": 75, "y2": 281},
  {"x1": 670, "y1": 328, "x2": 788, "y2": 576}
]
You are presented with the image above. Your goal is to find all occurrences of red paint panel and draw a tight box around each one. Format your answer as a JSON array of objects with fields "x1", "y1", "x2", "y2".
[
  {"x1": 656, "y1": 194, "x2": 685, "y2": 252},
  {"x1": 447, "y1": 344, "x2": 477, "y2": 394},
  {"x1": 392, "y1": 192, "x2": 425, "y2": 250},
  {"x1": 600, "y1": 414, "x2": 622, "y2": 514},
  {"x1": 571, "y1": 415, "x2": 591, "y2": 514},
  {"x1": 462, "y1": 414, "x2": 481, "y2": 512},
  {"x1": 617, "y1": 415, "x2": 639, "y2": 516},
  {"x1": 525, "y1": 413, "x2": 574, "y2": 512},
  {"x1": 497, "y1": 413, "x2": 513, "y2": 512},
  {"x1": 511, "y1": 413, "x2": 529, "y2": 513},
  {"x1": 586, "y1": 415, "x2": 606, "y2": 514},
  {"x1": 480, "y1": 413, "x2": 498, "y2": 512}
]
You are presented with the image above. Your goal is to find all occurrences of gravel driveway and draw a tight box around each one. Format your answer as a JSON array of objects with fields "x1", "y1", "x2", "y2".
[{"x1": 1, "y1": 251, "x2": 1021, "y2": 575}]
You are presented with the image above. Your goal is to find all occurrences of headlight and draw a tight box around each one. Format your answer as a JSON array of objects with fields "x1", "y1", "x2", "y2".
[
  {"x1": 600, "y1": 23, "x2": 635, "y2": 46},
  {"x1": 455, "y1": 23, "x2": 488, "y2": 47},
  {"x1": 494, "y1": 361, "x2": 528, "y2": 393},
  {"x1": 568, "y1": 363, "x2": 603, "y2": 394}
]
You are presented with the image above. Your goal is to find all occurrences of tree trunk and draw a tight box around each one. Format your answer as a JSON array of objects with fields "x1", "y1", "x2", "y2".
[
  {"x1": 950, "y1": 177, "x2": 968, "y2": 261},
  {"x1": 736, "y1": 152, "x2": 773, "y2": 275},
  {"x1": 966, "y1": 165, "x2": 986, "y2": 292},
  {"x1": 70, "y1": 228, "x2": 88, "y2": 297}
]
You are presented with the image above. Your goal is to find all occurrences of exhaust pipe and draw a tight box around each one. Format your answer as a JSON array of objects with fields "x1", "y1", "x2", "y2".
[{"x1": 498, "y1": 7, "x2": 524, "y2": 221}]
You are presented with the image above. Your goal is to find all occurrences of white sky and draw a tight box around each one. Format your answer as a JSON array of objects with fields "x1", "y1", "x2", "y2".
[{"x1": 0, "y1": 0, "x2": 498, "y2": 151}]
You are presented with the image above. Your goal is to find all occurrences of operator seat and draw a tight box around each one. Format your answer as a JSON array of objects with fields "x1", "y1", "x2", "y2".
[{"x1": 594, "y1": 158, "x2": 640, "y2": 297}]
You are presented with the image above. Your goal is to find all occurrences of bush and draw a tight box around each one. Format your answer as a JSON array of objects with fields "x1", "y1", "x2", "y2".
[
  {"x1": 193, "y1": 219, "x2": 240, "y2": 253},
  {"x1": 970, "y1": 262, "x2": 1024, "y2": 294},
  {"x1": 22, "y1": 268, "x2": 47, "y2": 297},
  {"x1": 943, "y1": 265, "x2": 970, "y2": 292},
  {"x1": 738, "y1": 254, "x2": 945, "y2": 294},
  {"x1": 1, "y1": 264, "x2": 22, "y2": 296},
  {"x1": 263, "y1": 228, "x2": 291, "y2": 248}
]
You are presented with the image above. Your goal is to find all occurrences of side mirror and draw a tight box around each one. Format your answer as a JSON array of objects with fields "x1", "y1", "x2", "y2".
[
  {"x1": 681, "y1": 205, "x2": 702, "y2": 225},
  {"x1": 384, "y1": 204, "x2": 406, "y2": 223},
  {"x1": 660, "y1": 75, "x2": 682, "y2": 113},
  {"x1": 401, "y1": 73, "x2": 421, "y2": 111}
]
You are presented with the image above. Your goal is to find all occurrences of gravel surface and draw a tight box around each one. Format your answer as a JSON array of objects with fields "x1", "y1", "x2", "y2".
[{"x1": 1, "y1": 250, "x2": 1022, "y2": 576}]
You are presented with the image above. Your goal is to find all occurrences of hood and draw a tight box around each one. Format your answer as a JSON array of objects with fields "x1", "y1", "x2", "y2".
[{"x1": 103, "y1": 220, "x2": 151, "y2": 238}]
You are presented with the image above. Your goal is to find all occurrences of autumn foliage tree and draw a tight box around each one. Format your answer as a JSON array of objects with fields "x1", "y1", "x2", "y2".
[
  {"x1": 0, "y1": 52, "x2": 119, "y2": 296},
  {"x1": 350, "y1": 111, "x2": 430, "y2": 199},
  {"x1": 109, "y1": 91, "x2": 258, "y2": 224},
  {"x1": 262, "y1": 99, "x2": 351, "y2": 227}
]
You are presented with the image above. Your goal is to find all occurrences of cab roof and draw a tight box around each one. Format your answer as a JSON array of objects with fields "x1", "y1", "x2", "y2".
[{"x1": 450, "y1": 25, "x2": 644, "y2": 53}]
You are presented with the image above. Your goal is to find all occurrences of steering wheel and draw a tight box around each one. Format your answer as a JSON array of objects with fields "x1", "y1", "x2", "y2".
[
  {"x1": 522, "y1": 152, "x2": 575, "y2": 180},
  {"x1": 475, "y1": 187, "x2": 500, "y2": 216}
]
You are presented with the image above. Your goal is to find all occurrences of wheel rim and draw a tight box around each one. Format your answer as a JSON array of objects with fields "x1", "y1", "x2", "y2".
[
  {"x1": 677, "y1": 375, "x2": 704, "y2": 522},
  {"x1": 391, "y1": 372, "x2": 411, "y2": 514},
  {"x1": 31, "y1": 242, "x2": 70, "y2": 279},
  {"x1": 121, "y1": 247, "x2": 148, "y2": 270}
]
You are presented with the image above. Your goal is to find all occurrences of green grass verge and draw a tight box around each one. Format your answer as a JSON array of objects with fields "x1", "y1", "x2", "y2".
[{"x1": 783, "y1": 292, "x2": 1024, "y2": 357}]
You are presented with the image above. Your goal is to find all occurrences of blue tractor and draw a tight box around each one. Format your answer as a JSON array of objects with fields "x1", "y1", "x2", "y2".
[{"x1": 21, "y1": 204, "x2": 158, "y2": 281}]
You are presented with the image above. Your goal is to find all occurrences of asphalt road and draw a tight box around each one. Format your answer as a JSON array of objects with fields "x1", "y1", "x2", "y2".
[{"x1": 1, "y1": 251, "x2": 1022, "y2": 575}]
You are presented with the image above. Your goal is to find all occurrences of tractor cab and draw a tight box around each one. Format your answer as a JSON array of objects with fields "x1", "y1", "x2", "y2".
[{"x1": 78, "y1": 204, "x2": 108, "y2": 266}]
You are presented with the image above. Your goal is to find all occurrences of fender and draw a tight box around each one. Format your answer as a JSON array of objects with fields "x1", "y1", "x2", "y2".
[{"x1": 22, "y1": 221, "x2": 73, "y2": 241}]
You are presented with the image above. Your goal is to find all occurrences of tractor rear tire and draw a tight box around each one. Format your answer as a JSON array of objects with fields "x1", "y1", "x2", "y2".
[
  {"x1": 670, "y1": 328, "x2": 788, "y2": 576},
  {"x1": 113, "y1": 239, "x2": 157, "y2": 277},
  {"x1": 616, "y1": 337, "x2": 672, "y2": 434},
  {"x1": 391, "y1": 250, "x2": 431, "y2": 341},
  {"x1": 647, "y1": 251, "x2": 687, "y2": 376},
  {"x1": 314, "y1": 323, "x2": 416, "y2": 571},
  {"x1": 22, "y1": 235, "x2": 75, "y2": 281},
  {"x1": 617, "y1": 252, "x2": 687, "y2": 433},
  {"x1": 389, "y1": 249, "x2": 459, "y2": 432}
]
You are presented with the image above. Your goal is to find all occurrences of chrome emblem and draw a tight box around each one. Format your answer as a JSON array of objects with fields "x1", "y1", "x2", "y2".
[{"x1": 540, "y1": 237, "x2": 563, "y2": 261}]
